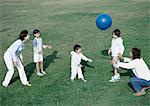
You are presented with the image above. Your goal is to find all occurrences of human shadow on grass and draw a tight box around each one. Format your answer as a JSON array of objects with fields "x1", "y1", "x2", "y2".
[
  {"x1": 81, "y1": 60, "x2": 95, "y2": 76},
  {"x1": 119, "y1": 69, "x2": 133, "y2": 77},
  {"x1": 101, "y1": 49, "x2": 109, "y2": 56},
  {"x1": 10, "y1": 51, "x2": 60, "y2": 84}
]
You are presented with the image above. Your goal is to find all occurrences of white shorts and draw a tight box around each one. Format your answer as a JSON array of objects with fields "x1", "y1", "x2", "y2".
[{"x1": 34, "y1": 53, "x2": 43, "y2": 63}]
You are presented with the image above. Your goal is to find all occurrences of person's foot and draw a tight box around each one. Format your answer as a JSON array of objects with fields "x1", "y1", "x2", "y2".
[
  {"x1": 41, "y1": 71, "x2": 46, "y2": 75},
  {"x1": 37, "y1": 72, "x2": 44, "y2": 76},
  {"x1": 25, "y1": 83, "x2": 31, "y2": 87},
  {"x1": 2, "y1": 82, "x2": 8, "y2": 88},
  {"x1": 109, "y1": 78, "x2": 119, "y2": 82},
  {"x1": 109, "y1": 75, "x2": 120, "y2": 82},
  {"x1": 134, "y1": 91, "x2": 146, "y2": 96},
  {"x1": 81, "y1": 79, "x2": 87, "y2": 82}
]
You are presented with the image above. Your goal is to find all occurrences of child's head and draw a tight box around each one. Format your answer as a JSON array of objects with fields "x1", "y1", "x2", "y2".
[
  {"x1": 73, "y1": 44, "x2": 81, "y2": 54},
  {"x1": 18, "y1": 30, "x2": 30, "y2": 41},
  {"x1": 130, "y1": 48, "x2": 141, "y2": 60},
  {"x1": 33, "y1": 29, "x2": 40, "y2": 38},
  {"x1": 112, "y1": 29, "x2": 121, "y2": 38}
]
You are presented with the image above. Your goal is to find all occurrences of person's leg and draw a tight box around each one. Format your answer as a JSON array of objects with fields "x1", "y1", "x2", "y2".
[
  {"x1": 109, "y1": 57, "x2": 120, "y2": 82},
  {"x1": 130, "y1": 77, "x2": 150, "y2": 96},
  {"x1": 36, "y1": 62, "x2": 44, "y2": 76},
  {"x1": 70, "y1": 67, "x2": 77, "y2": 80},
  {"x1": 16, "y1": 58, "x2": 31, "y2": 86},
  {"x1": 2, "y1": 53, "x2": 15, "y2": 87},
  {"x1": 40, "y1": 61, "x2": 46, "y2": 75},
  {"x1": 78, "y1": 67, "x2": 87, "y2": 82}
]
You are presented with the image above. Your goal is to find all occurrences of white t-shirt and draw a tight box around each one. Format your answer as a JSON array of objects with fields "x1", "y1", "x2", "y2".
[
  {"x1": 110, "y1": 37, "x2": 125, "y2": 57},
  {"x1": 117, "y1": 58, "x2": 150, "y2": 81},
  {"x1": 70, "y1": 51, "x2": 89, "y2": 68}
]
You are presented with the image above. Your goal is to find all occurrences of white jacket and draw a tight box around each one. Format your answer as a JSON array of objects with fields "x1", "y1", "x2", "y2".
[
  {"x1": 117, "y1": 58, "x2": 150, "y2": 81},
  {"x1": 70, "y1": 51, "x2": 89, "y2": 68},
  {"x1": 6, "y1": 39, "x2": 24, "y2": 62}
]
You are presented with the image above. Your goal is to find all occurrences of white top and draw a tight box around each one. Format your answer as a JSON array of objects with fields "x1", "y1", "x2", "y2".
[
  {"x1": 6, "y1": 39, "x2": 24, "y2": 62},
  {"x1": 32, "y1": 37, "x2": 47, "y2": 54},
  {"x1": 70, "y1": 51, "x2": 89, "y2": 68},
  {"x1": 110, "y1": 37, "x2": 125, "y2": 57},
  {"x1": 117, "y1": 58, "x2": 150, "y2": 81}
]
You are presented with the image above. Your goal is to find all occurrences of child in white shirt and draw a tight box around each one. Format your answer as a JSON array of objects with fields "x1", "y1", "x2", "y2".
[
  {"x1": 70, "y1": 44, "x2": 92, "y2": 82},
  {"x1": 32, "y1": 29, "x2": 52, "y2": 76},
  {"x1": 108, "y1": 29, "x2": 125, "y2": 82}
]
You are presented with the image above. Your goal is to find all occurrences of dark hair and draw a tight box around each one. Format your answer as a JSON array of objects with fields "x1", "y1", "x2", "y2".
[
  {"x1": 112, "y1": 29, "x2": 121, "y2": 37},
  {"x1": 33, "y1": 29, "x2": 40, "y2": 35},
  {"x1": 18, "y1": 30, "x2": 28, "y2": 41},
  {"x1": 73, "y1": 44, "x2": 81, "y2": 52},
  {"x1": 132, "y1": 48, "x2": 141, "y2": 60}
]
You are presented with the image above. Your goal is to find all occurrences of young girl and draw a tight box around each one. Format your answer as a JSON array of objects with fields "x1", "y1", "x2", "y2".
[
  {"x1": 112, "y1": 48, "x2": 150, "y2": 96},
  {"x1": 32, "y1": 29, "x2": 52, "y2": 76},
  {"x1": 70, "y1": 44, "x2": 92, "y2": 82},
  {"x1": 2, "y1": 30, "x2": 31, "y2": 87},
  {"x1": 108, "y1": 29, "x2": 125, "y2": 82}
]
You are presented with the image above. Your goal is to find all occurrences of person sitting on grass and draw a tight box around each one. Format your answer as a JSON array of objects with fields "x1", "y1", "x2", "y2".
[{"x1": 112, "y1": 48, "x2": 150, "y2": 96}]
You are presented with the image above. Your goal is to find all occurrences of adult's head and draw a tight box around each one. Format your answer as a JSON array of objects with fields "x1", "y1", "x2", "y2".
[
  {"x1": 18, "y1": 30, "x2": 30, "y2": 41},
  {"x1": 130, "y1": 48, "x2": 141, "y2": 60}
]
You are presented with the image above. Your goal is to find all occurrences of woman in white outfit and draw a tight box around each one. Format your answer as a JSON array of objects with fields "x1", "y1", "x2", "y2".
[
  {"x1": 2, "y1": 30, "x2": 31, "y2": 87},
  {"x1": 112, "y1": 48, "x2": 150, "y2": 96}
]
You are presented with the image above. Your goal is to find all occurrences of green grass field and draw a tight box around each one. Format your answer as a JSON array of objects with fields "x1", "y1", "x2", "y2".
[{"x1": 0, "y1": 0, "x2": 150, "y2": 106}]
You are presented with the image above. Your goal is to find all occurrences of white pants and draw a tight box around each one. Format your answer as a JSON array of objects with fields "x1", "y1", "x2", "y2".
[
  {"x1": 2, "y1": 52, "x2": 29, "y2": 86},
  {"x1": 70, "y1": 66, "x2": 84, "y2": 80}
]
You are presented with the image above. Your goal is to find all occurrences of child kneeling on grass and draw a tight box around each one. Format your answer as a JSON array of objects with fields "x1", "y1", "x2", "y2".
[
  {"x1": 112, "y1": 48, "x2": 150, "y2": 96},
  {"x1": 70, "y1": 44, "x2": 92, "y2": 82}
]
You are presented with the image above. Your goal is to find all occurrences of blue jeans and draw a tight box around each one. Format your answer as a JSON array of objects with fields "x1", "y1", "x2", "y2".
[{"x1": 130, "y1": 77, "x2": 150, "y2": 92}]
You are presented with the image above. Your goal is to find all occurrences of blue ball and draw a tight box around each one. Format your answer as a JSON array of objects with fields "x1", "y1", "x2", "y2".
[{"x1": 96, "y1": 14, "x2": 112, "y2": 30}]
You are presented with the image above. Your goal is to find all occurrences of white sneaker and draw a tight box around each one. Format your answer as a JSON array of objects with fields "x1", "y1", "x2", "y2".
[
  {"x1": 25, "y1": 83, "x2": 31, "y2": 87},
  {"x1": 109, "y1": 76, "x2": 120, "y2": 83},
  {"x1": 109, "y1": 78, "x2": 119, "y2": 82},
  {"x1": 2, "y1": 82, "x2": 8, "y2": 88},
  {"x1": 41, "y1": 71, "x2": 46, "y2": 75},
  {"x1": 82, "y1": 79, "x2": 87, "y2": 82},
  {"x1": 37, "y1": 72, "x2": 44, "y2": 76},
  {"x1": 111, "y1": 74, "x2": 120, "y2": 80}
]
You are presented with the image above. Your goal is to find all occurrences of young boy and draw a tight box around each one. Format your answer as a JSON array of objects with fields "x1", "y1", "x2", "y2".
[
  {"x1": 108, "y1": 29, "x2": 125, "y2": 82},
  {"x1": 32, "y1": 29, "x2": 52, "y2": 76},
  {"x1": 70, "y1": 44, "x2": 92, "y2": 82}
]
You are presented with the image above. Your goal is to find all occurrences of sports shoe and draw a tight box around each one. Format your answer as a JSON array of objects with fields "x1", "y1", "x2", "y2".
[
  {"x1": 25, "y1": 83, "x2": 31, "y2": 87},
  {"x1": 37, "y1": 72, "x2": 44, "y2": 76},
  {"x1": 2, "y1": 82, "x2": 8, "y2": 88},
  {"x1": 41, "y1": 71, "x2": 46, "y2": 75},
  {"x1": 109, "y1": 75, "x2": 120, "y2": 82},
  {"x1": 82, "y1": 79, "x2": 87, "y2": 82}
]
